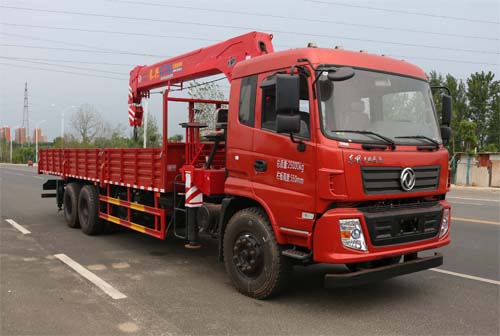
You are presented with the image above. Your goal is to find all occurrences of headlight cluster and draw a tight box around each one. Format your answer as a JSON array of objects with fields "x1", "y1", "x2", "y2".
[
  {"x1": 439, "y1": 208, "x2": 450, "y2": 239},
  {"x1": 339, "y1": 219, "x2": 367, "y2": 252}
]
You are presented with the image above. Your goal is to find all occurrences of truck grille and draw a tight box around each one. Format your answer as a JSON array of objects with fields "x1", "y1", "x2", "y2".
[
  {"x1": 361, "y1": 166, "x2": 440, "y2": 194},
  {"x1": 362, "y1": 203, "x2": 443, "y2": 246}
]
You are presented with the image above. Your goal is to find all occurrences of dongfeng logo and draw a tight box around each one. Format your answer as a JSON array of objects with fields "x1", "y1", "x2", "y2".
[{"x1": 400, "y1": 167, "x2": 416, "y2": 191}]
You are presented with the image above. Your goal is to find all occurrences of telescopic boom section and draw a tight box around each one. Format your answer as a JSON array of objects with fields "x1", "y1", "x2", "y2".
[{"x1": 127, "y1": 31, "x2": 274, "y2": 126}]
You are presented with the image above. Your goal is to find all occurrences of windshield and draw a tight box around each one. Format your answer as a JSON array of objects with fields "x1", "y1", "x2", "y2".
[{"x1": 318, "y1": 69, "x2": 441, "y2": 145}]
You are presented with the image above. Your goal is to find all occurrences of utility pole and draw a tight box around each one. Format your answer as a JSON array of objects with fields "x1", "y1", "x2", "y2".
[{"x1": 22, "y1": 82, "x2": 30, "y2": 146}]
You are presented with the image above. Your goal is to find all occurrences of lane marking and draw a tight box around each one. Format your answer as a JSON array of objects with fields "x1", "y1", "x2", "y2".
[
  {"x1": 448, "y1": 196, "x2": 499, "y2": 203},
  {"x1": 1, "y1": 168, "x2": 44, "y2": 179},
  {"x1": 430, "y1": 268, "x2": 500, "y2": 286},
  {"x1": 5, "y1": 219, "x2": 31, "y2": 234},
  {"x1": 54, "y1": 254, "x2": 127, "y2": 300},
  {"x1": 449, "y1": 201, "x2": 481, "y2": 206},
  {"x1": 112, "y1": 262, "x2": 130, "y2": 269},
  {"x1": 453, "y1": 217, "x2": 500, "y2": 226}
]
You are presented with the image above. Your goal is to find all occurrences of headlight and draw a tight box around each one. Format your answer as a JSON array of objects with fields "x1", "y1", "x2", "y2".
[
  {"x1": 439, "y1": 208, "x2": 450, "y2": 239},
  {"x1": 339, "y1": 219, "x2": 368, "y2": 252}
]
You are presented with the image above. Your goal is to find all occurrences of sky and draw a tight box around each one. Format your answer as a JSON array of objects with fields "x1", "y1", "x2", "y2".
[{"x1": 0, "y1": 0, "x2": 499, "y2": 141}]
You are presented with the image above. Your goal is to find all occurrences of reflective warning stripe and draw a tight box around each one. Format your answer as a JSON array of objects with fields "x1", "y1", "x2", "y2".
[
  {"x1": 185, "y1": 185, "x2": 202, "y2": 207},
  {"x1": 99, "y1": 196, "x2": 161, "y2": 216},
  {"x1": 100, "y1": 214, "x2": 150, "y2": 235},
  {"x1": 107, "y1": 197, "x2": 120, "y2": 206},
  {"x1": 130, "y1": 203, "x2": 145, "y2": 212}
]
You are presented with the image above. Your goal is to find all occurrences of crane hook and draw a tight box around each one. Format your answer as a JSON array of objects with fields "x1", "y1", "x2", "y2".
[{"x1": 133, "y1": 125, "x2": 138, "y2": 142}]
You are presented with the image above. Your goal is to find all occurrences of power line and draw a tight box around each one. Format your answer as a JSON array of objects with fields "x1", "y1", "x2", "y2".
[
  {"x1": 173, "y1": 77, "x2": 228, "y2": 92},
  {"x1": 0, "y1": 22, "x2": 216, "y2": 43},
  {"x1": 1, "y1": 5, "x2": 498, "y2": 56},
  {"x1": 0, "y1": 61, "x2": 126, "y2": 80},
  {"x1": 306, "y1": 0, "x2": 500, "y2": 25},
  {"x1": 0, "y1": 55, "x2": 134, "y2": 66},
  {"x1": 392, "y1": 55, "x2": 499, "y2": 67},
  {"x1": 0, "y1": 31, "x2": 166, "y2": 58},
  {"x1": 106, "y1": 0, "x2": 499, "y2": 41},
  {"x1": 2, "y1": 23, "x2": 498, "y2": 68},
  {"x1": 0, "y1": 22, "x2": 291, "y2": 51},
  {"x1": 1, "y1": 43, "x2": 497, "y2": 70},
  {"x1": 0, "y1": 56, "x2": 129, "y2": 75},
  {"x1": 149, "y1": 77, "x2": 229, "y2": 94},
  {"x1": 0, "y1": 44, "x2": 163, "y2": 57}
]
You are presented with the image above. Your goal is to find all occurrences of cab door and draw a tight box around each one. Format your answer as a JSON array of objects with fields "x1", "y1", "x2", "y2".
[{"x1": 251, "y1": 71, "x2": 317, "y2": 234}]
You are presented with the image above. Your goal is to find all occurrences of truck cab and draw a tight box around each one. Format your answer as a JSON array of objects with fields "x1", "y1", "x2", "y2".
[{"x1": 223, "y1": 47, "x2": 450, "y2": 292}]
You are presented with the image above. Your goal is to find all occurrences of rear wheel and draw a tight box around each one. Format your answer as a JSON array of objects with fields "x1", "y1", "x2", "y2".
[
  {"x1": 63, "y1": 183, "x2": 81, "y2": 228},
  {"x1": 78, "y1": 185, "x2": 103, "y2": 235},
  {"x1": 223, "y1": 207, "x2": 291, "y2": 299}
]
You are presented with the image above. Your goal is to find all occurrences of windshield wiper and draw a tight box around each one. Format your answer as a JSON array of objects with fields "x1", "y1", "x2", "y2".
[
  {"x1": 395, "y1": 135, "x2": 439, "y2": 148},
  {"x1": 333, "y1": 130, "x2": 396, "y2": 150}
]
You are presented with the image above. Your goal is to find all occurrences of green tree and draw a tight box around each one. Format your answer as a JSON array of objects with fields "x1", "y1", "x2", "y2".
[
  {"x1": 71, "y1": 103, "x2": 103, "y2": 146},
  {"x1": 0, "y1": 139, "x2": 9, "y2": 162},
  {"x1": 486, "y1": 93, "x2": 499, "y2": 151},
  {"x1": 53, "y1": 134, "x2": 80, "y2": 148},
  {"x1": 130, "y1": 113, "x2": 161, "y2": 148},
  {"x1": 458, "y1": 120, "x2": 477, "y2": 154},
  {"x1": 428, "y1": 71, "x2": 445, "y2": 119},
  {"x1": 94, "y1": 124, "x2": 130, "y2": 148},
  {"x1": 188, "y1": 80, "x2": 226, "y2": 129},
  {"x1": 444, "y1": 74, "x2": 468, "y2": 153},
  {"x1": 466, "y1": 71, "x2": 500, "y2": 150},
  {"x1": 168, "y1": 134, "x2": 183, "y2": 142},
  {"x1": 12, "y1": 146, "x2": 35, "y2": 163}
]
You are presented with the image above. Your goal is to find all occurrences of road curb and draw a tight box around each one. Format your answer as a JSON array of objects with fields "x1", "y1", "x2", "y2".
[{"x1": 451, "y1": 184, "x2": 500, "y2": 192}]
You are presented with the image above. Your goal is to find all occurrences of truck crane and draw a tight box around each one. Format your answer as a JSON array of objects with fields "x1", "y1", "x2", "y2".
[{"x1": 39, "y1": 31, "x2": 453, "y2": 299}]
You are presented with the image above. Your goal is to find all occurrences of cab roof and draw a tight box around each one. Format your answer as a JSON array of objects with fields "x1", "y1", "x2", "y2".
[{"x1": 232, "y1": 48, "x2": 427, "y2": 81}]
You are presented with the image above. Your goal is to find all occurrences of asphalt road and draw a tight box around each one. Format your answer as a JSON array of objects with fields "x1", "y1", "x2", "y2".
[{"x1": 1, "y1": 164, "x2": 499, "y2": 335}]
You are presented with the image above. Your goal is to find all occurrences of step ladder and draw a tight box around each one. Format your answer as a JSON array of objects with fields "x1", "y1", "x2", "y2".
[{"x1": 171, "y1": 174, "x2": 187, "y2": 239}]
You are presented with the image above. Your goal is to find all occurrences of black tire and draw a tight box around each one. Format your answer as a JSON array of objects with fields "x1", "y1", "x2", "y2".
[
  {"x1": 78, "y1": 185, "x2": 103, "y2": 235},
  {"x1": 223, "y1": 207, "x2": 291, "y2": 299},
  {"x1": 63, "y1": 183, "x2": 81, "y2": 228}
]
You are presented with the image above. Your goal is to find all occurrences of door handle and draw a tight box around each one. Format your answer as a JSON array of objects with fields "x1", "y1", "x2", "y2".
[{"x1": 254, "y1": 160, "x2": 267, "y2": 172}]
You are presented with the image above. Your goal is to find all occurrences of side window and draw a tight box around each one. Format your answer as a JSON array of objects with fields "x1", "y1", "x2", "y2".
[
  {"x1": 261, "y1": 74, "x2": 310, "y2": 139},
  {"x1": 298, "y1": 75, "x2": 310, "y2": 138},
  {"x1": 261, "y1": 84, "x2": 276, "y2": 131},
  {"x1": 238, "y1": 75, "x2": 257, "y2": 127}
]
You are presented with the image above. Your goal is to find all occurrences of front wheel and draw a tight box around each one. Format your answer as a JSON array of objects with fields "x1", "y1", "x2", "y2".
[{"x1": 223, "y1": 207, "x2": 291, "y2": 299}]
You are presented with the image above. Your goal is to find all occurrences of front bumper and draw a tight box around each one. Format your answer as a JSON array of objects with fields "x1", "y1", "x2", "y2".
[
  {"x1": 313, "y1": 200, "x2": 451, "y2": 264},
  {"x1": 325, "y1": 253, "x2": 443, "y2": 288}
]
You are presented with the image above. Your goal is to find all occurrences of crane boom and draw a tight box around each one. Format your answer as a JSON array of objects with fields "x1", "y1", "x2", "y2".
[{"x1": 128, "y1": 31, "x2": 274, "y2": 126}]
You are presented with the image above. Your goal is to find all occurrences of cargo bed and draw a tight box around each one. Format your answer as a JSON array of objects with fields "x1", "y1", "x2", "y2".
[{"x1": 38, "y1": 144, "x2": 186, "y2": 193}]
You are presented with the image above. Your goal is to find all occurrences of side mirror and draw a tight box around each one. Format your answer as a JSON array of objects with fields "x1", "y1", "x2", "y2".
[
  {"x1": 276, "y1": 114, "x2": 301, "y2": 134},
  {"x1": 441, "y1": 94, "x2": 452, "y2": 126},
  {"x1": 327, "y1": 67, "x2": 355, "y2": 81},
  {"x1": 275, "y1": 74, "x2": 300, "y2": 114},
  {"x1": 440, "y1": 126, "x2": 452, "y2": 145}
]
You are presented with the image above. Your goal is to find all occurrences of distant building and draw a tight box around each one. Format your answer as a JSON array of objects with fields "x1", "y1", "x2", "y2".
[
  {"x1": 33, "y1": 128, "x2": 45, "y2": 143},
  {"x1": 454, "y1": 152, "x2": 500, "y2": 188},
  {"x1": 15, "y1": 127, "x2": 27, "y2": 144},
  {"x1": 0, "y1": 127, "x2": 10, "y2": 142}
]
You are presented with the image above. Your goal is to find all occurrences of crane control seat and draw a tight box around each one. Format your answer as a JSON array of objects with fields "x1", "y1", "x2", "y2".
[{"x1": 200, "y1": 108, "x2": 228, "y2": 142}]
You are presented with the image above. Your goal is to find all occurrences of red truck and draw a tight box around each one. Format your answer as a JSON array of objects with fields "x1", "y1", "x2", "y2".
[{"x1": 39, "y1": 32, "x2": 452, "y2": 299}]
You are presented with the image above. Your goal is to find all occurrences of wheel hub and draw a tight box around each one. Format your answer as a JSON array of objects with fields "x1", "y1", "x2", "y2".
[{"x1": 232, "y1": 233, "x2": 262, "y2": 277}]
